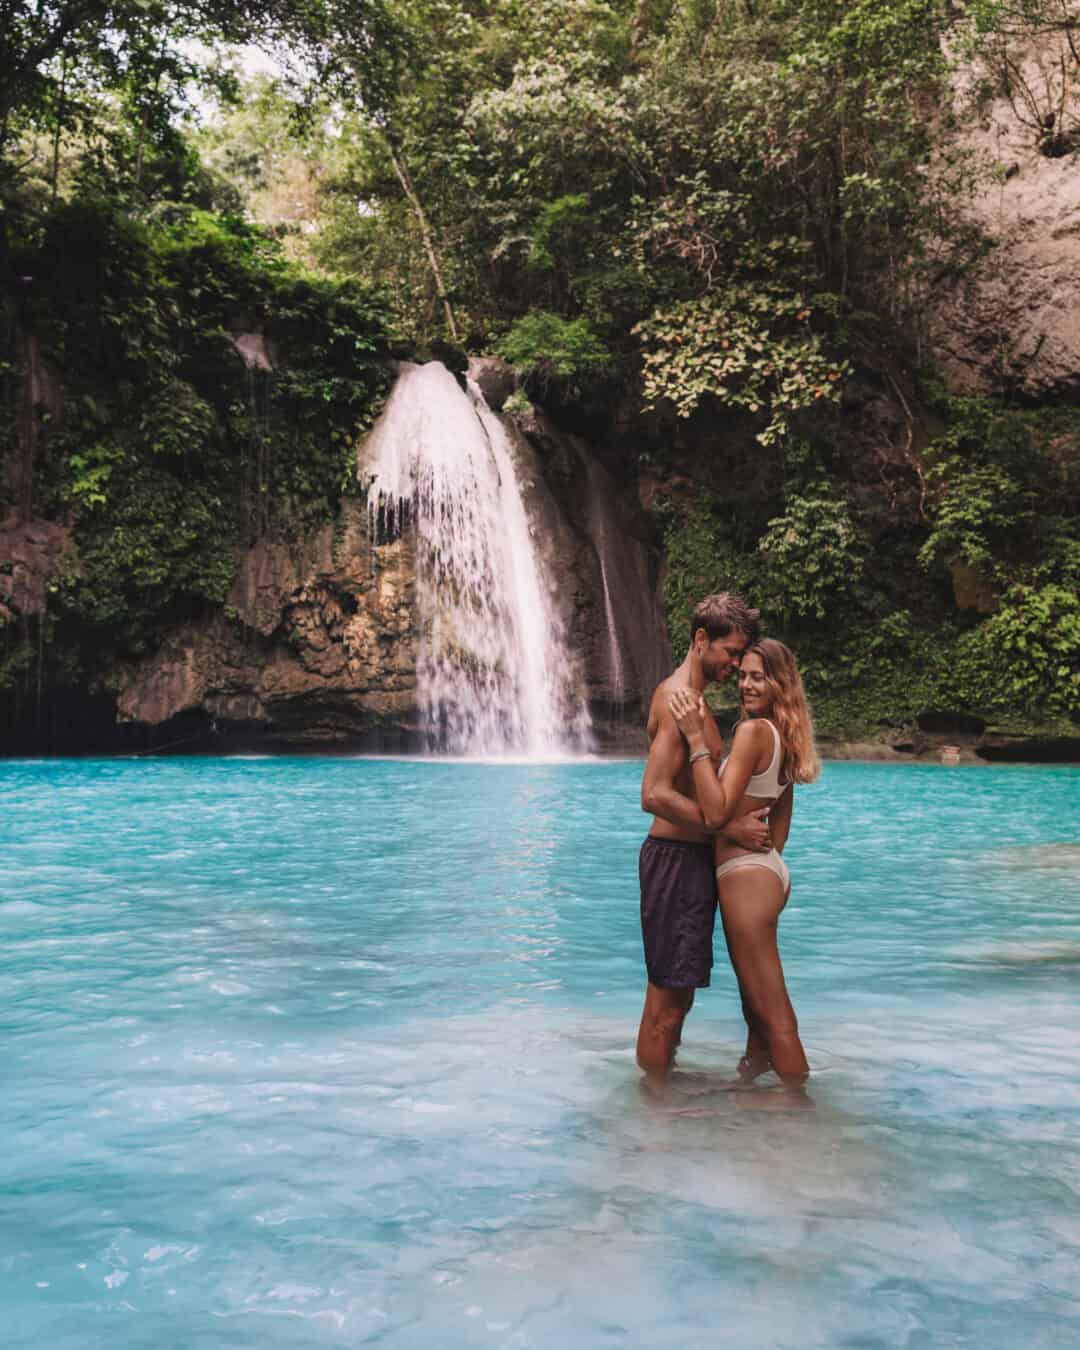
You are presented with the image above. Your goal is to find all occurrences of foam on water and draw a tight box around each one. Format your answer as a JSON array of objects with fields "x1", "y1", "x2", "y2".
[{"x1": 2, "y1": 757, "x2": 1079, "y2": 1348}]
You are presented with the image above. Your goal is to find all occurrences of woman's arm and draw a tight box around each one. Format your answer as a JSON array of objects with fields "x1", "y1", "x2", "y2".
[
  {"x1": 767, "y1": 782, "x2": 793, "y2": 854},
  {"x1": 667, "y1": 691, "x2": 767, "y2": 831}
]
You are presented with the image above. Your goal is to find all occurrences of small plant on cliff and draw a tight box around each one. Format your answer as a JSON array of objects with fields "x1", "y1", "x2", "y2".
[
  {"x1": 496, "y1": 310, "x2": 611, "y2": 387},
  {"x1": 959, "y1": 0, "x2": 1080, "y2": 157},
  {"x1": 757, "y1": 490, "x2": 866, "y2": 620}
]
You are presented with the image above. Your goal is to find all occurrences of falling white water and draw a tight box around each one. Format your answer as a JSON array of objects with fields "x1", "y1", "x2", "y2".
[
  {"x1": 361, "y1": 362, "x2": 591, "y2": 757},
  {"x1": 584, "y1": 455, "x2": 669, "y2": 718},
  {"x1": 597, "y1": 555, "x2": 625, "y2": 709}
]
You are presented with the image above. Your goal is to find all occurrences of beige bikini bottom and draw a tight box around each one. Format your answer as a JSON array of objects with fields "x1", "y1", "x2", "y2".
[{"x1": 715, "y1": 848, "x2": 790, "y2": 895}]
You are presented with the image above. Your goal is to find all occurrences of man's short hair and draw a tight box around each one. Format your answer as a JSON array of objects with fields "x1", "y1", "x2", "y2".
[{"x1": 690, "y1": 592, "x2": 761, "y2": 646}]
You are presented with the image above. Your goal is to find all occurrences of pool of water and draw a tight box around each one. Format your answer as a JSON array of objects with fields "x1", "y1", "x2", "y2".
[{"x1": 2, "y1": 757, "x2": 1079, "y2": 1348}]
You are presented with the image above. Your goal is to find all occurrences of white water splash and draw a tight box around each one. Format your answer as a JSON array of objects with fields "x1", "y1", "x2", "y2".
[{"x1": 361, "y1": 362, "x2": 591, "y2": 757}]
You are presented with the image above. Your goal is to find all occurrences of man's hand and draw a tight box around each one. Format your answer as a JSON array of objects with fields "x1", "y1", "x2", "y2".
[{"x1": 724, "y1": 808, "x2": 771, "y2": 852}]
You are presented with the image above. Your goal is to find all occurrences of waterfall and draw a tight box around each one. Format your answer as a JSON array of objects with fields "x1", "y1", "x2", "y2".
[
  {"x1": 361, "y1": 362, "x2": 592, "y2": 757},
  {"x1": 597, "y1": 554, "x2": 626, "y2": 710},
  {"x1": 584, "y1": 456, "x2": 670, "y2": 727}
]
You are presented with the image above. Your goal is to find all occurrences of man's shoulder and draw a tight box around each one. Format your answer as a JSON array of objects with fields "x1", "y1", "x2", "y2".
[
  {"x1": 652, "y1": 671, "x2": 689, "y2": 700},
  {"x1": 645, "y1": 677, "x2": 684, "y2": 746},
  {"x1": 647, "y1": 674, "x2": 684, "y2": 722}
]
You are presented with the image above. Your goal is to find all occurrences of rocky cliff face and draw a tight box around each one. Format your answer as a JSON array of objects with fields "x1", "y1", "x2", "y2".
[
  {"x1": 6, "y1": 93, "x2": 1079, "y2": 761},
  {"x1": 499, "y1": 398, "x2": 671, "y2": 736},
  {"x1": 931, "y1": 54, "x2": 1080, "y2": 402},
  {"x1": 113, "y1": 501, "x2": 420, "y2": 748},
  {"x1": 102, "y1": 361, "x2": 669, "y2": 753},
  {"x1": 0, "y1": 513, "x2": 73, "y2": 625}
]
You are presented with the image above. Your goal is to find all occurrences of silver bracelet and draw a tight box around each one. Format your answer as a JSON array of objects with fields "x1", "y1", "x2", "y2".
[{"x1": 688, "y1": 748, "x2": 711, "y2": 765}]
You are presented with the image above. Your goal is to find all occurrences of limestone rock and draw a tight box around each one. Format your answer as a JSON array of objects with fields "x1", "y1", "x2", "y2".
[
  {"x1": 0, "y1": 514, "x2": 75, "y2": 623},
  {"x1": 227, "y1": 537, "x2": 304, "y2": 636},
  {"x1": 232, "y1": 332, "x2": 275, "y2": 371},
  {"x1": 950, "y1": 561, "x2": 998, "y2": 615},
  {"x1": 931, "y1": 61, "x2": 1080, "y2": 401},
  {"x1": 468, "y1": 356, "x2": 517, "y2": 411},
  {"x1": 117, "y1": 496, "x2": 421, "y2": 742}
]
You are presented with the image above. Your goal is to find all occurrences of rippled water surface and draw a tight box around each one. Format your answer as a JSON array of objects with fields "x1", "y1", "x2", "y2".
[{"x1": 3, "y1": 757, "x2": 1079, "y2": 1348}]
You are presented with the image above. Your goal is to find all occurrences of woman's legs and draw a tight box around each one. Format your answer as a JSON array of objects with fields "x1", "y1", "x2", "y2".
[
  {"x1": 718, "y1": 870, "x2": 809, "y2": 1089},
  {"x1": 735, "y1": 991, "x2": 772, "y2": 1081}
]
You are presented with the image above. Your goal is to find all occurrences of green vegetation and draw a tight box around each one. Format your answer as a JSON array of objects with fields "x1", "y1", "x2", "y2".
[
  {"x1": 661, "y1": 399, "x2": 1080, "y2": 735},
  {"x1": 496, "y1": 312, "x2": 611, "y2": 386},
  {"x1": 2, "y1": 0, "x2": 1079, "y2": 739},
  {"x1": 1, "y1": 0, "x2": 398, "y2": 695},
  {"x1": 3, "y1": 197, "x2": 387, "y2": 674},
  {"x1": 37, "y1": 205, "x2": 388, "y2": 651}
]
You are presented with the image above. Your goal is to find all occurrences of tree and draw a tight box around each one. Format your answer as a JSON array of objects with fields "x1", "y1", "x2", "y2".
[{"x1": 0, "y1": 0, "x2": 408, "y2": 189}]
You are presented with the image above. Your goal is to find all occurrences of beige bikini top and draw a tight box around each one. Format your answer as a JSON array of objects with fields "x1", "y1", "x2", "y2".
[{"x1": 720, "y1": 718, "x2": 789, "y2": 801}]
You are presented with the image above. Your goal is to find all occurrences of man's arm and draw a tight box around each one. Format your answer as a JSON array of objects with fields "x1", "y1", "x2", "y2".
[
  {"x1": 767, "y1": 782, "x2": 793, "y2": 853},
  {"x1": 641, "y1": 707, "x2": 707, "y2": 831},
  {"x1": 723, "y1": 807, "x2": 771, "y2": 852}
]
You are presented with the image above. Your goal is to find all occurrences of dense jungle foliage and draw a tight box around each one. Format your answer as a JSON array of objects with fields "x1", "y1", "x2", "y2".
[{"x1": 2, "y1": 0, "x2": 1079, "y2": 741}]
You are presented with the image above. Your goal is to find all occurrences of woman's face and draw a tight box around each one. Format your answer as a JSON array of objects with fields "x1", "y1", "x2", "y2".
[{"x1": 738, "y1": 651, "x2": 772, "y2": 715}]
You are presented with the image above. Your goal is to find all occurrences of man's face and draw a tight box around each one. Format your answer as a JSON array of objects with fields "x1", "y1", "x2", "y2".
[{"x1": 695, "y1": 628, "x2": 748, "y2": 683}]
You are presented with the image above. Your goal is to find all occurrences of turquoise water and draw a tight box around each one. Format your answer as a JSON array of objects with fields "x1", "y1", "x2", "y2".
[{"x1": 3, "y1": 757, "x2": 1079, "y2": 1349}]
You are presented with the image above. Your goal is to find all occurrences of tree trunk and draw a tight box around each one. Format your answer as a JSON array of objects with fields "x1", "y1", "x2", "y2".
[
  {"x1": 50, "y1": 50, "x2": 69, "y2": 202},
  {"x1": 385, "y1": 139, "x2": 459, "y2": 341}
]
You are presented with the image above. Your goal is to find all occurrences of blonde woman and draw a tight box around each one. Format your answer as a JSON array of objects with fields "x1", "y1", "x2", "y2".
[{"x1": 668, "y1": 639, "x2": 820, "y2": 1096}]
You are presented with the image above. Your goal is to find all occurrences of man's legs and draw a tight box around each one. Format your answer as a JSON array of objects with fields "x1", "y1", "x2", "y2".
[
  {"x1": 637, "y1": 836, "x2": 714, "y2": 1090},
  {"x1": 636, "y1": 981, "x2": 695, "y2": 1084}
]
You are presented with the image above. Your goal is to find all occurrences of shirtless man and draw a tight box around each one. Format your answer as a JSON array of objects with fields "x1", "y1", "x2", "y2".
[{"x1": 637, "y1": 592, "x2": 769, "y2": 1086}]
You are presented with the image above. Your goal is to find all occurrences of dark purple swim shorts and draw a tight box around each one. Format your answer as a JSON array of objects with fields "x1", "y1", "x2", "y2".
[{"x1": 639, "y1": 835, "x2": 717, "y2": 989}]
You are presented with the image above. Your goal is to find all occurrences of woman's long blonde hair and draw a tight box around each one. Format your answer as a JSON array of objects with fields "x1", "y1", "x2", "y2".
[{"x1": 741, "y1": 638, "x2": 820, "y2": 784}]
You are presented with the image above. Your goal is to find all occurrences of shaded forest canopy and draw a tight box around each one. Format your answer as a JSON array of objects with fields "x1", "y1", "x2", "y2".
[{"x1": 2, "y1": 0, "x2": 1079, "y2": 747}]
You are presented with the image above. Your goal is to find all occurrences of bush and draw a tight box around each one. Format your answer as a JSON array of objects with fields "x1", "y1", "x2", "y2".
[
  {"x1": 757, "y1": 491, "x2": 865, "y2": 619},
  {"x1": 496, "y1": 310, "x2": 611, "y2": 383},
  {"x1": 634, "y1": 286, "x2": 848, "y2": 446},
  {"x1": 955, "y1": 584, "x2": 1080, "y2": 719}
]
